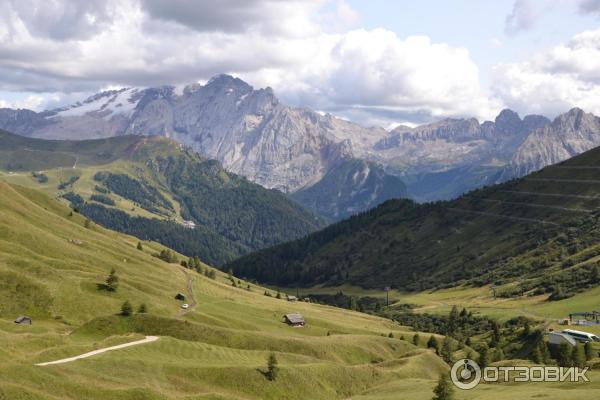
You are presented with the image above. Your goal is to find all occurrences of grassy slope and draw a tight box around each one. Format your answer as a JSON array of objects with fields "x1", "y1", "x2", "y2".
[
  {"x1": 0, "y1": 181, "x2": 453, "y2": 400},
  {"x1": 228, "y1": 144, "x2": 600, "y2": 291}
]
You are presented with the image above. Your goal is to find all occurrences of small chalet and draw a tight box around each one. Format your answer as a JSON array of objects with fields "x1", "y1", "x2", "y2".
[
  {"x1": 287, "y1": 295, "x2": 298, "y2": 302},
  {"x1": 283, "y1": 313, "x2": 305, "y2": 327},
  {"x1": 14, "y1": 316, "x2": 32, "y2": 325},
  {"x1": 175, "y1": 293, "x2": 186, "y2": 301}
]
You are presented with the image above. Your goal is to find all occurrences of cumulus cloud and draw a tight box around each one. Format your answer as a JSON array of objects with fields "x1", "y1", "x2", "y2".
[
  {"x1": 1, "y1": 0, "x2": 116, "y2": 40},
  {"x1": 492, "y1": 28, "x2": 600, "y2": 117},
  {"x1": 0, "y1": 0, "x2": 499, "y2": 126},
  {"x1": 254, "y1": 30, "x2": 497, "y2": 121}
]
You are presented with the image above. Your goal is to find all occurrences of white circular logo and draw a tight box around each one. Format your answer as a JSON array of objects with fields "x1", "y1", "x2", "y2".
[{"x1": 450, "y1": 358, "x2": 481, "y2": 390}]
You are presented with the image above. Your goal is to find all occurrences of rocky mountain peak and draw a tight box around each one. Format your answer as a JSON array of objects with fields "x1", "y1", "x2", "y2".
[{"x1": 494, "y1": 109, "x2": 522, "y2": 134}]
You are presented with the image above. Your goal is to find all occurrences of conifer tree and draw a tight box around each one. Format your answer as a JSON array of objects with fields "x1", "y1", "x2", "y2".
[
  {"x1": 584, "y1": 341, "x2": 594, "y2": 361},
  {"x1": 441, "y1": 336, "x2": 454, "y2": 364},
  {"x1": 572, "y1": 344, "x2": 587, "y2": 369},
  {"x1": 121, "y1": 300, "x2": 132, "y2": 316},
  {"x1": 413, "y1": 333, "x2": 421, "y2": 346},
  {"x1": 105, "y1": 268, "x2": 119, "y2": 292},
  {"x1": 432, "y1": 374, "x2": 454, "y2": 400},
  {"x1": 267, "y1": 353, "x2": 279, "y2": 381}
]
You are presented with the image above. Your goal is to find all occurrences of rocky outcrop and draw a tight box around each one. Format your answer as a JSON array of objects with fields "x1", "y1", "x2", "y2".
[{"x1": 510, "y1": 108, "x2": 600, "y2": 176}]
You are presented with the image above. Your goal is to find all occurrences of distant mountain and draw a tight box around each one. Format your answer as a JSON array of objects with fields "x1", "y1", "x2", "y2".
[
  {"x1": 227, "y1": 143, "x2": 600, "y2": 298},
  {"x1": 291, "y1": 159, "x2": 407, "y2": 220},
  {"x1": 0, "y1": 129, "x2": 325, "y2": 265},
  {"x1": 0, "y1": 75, "x2": 405, "y2": 217},
  {"x1": 2, "y1": 74, "x2": 599, "y2": 205},
  {"x1": 509, "y1": 108, "x2": 600, "y2": 177}
]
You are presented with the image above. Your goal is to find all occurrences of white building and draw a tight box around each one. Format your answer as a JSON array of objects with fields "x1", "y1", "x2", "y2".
[{"x1": 182, "y1": 220, "x2": 196, "y2": 229}]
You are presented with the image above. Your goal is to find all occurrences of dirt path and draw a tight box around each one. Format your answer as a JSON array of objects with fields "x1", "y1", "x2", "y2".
[
  {"x1": 35, "y1": 336, "x2": 159, "y2": 366},
  {"x1": 180, "y1": 268, "x2": 197, "y2": 316}
]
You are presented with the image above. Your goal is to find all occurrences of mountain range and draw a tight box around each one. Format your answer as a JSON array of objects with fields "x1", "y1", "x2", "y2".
[{"x1": 1, "y1": 74, "x2": 600, "y2": 215}]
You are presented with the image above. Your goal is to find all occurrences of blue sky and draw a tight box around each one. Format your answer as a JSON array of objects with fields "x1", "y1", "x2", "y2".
[
  {"x1": 1, "y1": 0, "x2": 600, "y2": 127},
  {"x1": 347, "y1": 0, "x2": 599, "y2": 86}
]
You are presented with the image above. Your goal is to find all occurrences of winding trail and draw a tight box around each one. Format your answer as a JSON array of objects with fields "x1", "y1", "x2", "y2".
[
  {"x1": 180, "y1": 268, "x2": 197, "y2": 315},
  {"x1": 35, "y1": 336, "x2": 159, "y2": 366}
]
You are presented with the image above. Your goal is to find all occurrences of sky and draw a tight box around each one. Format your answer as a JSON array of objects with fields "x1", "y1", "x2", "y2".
[{"x1": 0, "y1": 0, "x2": 599, "y2": 128}]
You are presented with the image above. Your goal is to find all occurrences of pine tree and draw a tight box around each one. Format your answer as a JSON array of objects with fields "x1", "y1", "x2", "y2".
[
  {"x1": 427, "y1": 335, "x2": 439, "y2": 351},
  {"x1": 584, "y1": 341, "x2": 594, "y2": 361},
  {"x1": 388, "y1": 332, "x2": 394, "y2": 338},
  {"x1": 105, "y1": 268, "x2": 119, "y2": 292},
  {"x1": 572, "y1": 344, "x2": 587, "y2": 369},
  {"x1": 491, "y1": 321, "x2": 501, "y2": 347},
  {"x1": 441, "y1": 336, "x2": 454, "y2": 364},
  {"x1": 531, "y1": 345, "x2": 543, "y2": 364},
  {"x1": 267, "y1": 353, "x2": 279, "y2": 381},
  {"x1": 478, "y1": 345, "x2": 490, "y2": 369},
  {"x1": 413, "y1": 333, "x2": 421, "y2": 346},
  {"x1": 447, "y1": 306, "x2": 459, "y2": 336},
  {"x1": 84, "y1": 219, "x2": 91, "y2": 229},
  {"x1": 138, "y1": 303, "x2": 147, "y2": 313},
  {"x1": 137, "y1": 242, "x2": 143, "y2": 251},
  {"x1": 557, "y1": 342, "x2": 573, "y2": 367},
  {"x1": 120, "y1": 301, "x2": 132, "y2": 316},
  {"x1": 276, "y1": 291, "x2": 281, "y2": 299},
  {"x1": 432, "y1": 374, "x2": 454, "y2": 400}
]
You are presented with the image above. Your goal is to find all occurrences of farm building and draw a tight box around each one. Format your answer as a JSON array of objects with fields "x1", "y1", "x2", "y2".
[
  {"x1": 175, "y1": 293, "x2": 186, "y2": 301},
  {"x1": 287, "y1": 295, "x2": 298, "y2": 302},
  {"x1": 14, "y1": 316, "x2": 32, "y2": 325},
  {"x1": 283, "y1": 313, "x2": 305, "y2": 327}
]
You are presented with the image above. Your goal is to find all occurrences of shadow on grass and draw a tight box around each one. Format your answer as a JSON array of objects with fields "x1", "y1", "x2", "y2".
[{"x1": 96, "y1": 283, "x2": 116, "y2": 291}]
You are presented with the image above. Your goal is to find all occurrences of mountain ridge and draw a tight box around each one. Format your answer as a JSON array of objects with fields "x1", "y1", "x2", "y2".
[{"x1": 1, "y1": 75, "x2": 599, "y2": 206}]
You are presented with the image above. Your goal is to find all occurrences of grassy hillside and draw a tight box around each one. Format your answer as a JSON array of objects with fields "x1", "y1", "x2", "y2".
[
  {"x1": 1, "y1": 180, "x2": 599, "y2": 399},
  {"x1": 0, "y1": 129, "x2": 325, "y2": 265},
  {"x1": 228, "y1": 145, "x2": 600, "y2": 298},
  {"x1": 0, "y1": 181, "x2": 453, "y2": 399}
]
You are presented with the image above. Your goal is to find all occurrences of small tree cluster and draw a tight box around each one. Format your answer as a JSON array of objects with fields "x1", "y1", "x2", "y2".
[
  {"x1": 120, "y1": 301, "x2": 148, "y2": 316},
  {"x1": 187, "y1": 256, "x2": 204, "y2": 273},
  {"x1": 158, "y1": 249, "x2": 178, "y2": 263}
]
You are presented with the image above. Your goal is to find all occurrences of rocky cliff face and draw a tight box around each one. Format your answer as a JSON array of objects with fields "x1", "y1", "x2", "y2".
[
  {"x1": 291, "y1": 159, "x2": 407, "y2": 220},
  {"x1": 510, "y1": 108, "x2": 600, "y2": 176},
  {"x1": 376, "y1": 109, "x2": 549, "y2": 175},
  {"x1": 2, "y1": 74, "x2": 598, "y2": 207}
]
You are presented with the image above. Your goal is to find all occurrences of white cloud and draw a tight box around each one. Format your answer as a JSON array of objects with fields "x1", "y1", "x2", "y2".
[
  {"x1": 492, "y1": 28, "x2": 600, "y2": 116},
  {"x1": 0, "y1": 0, "x2": 499, "y2": 127}
]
